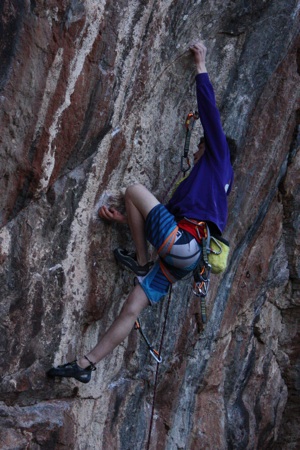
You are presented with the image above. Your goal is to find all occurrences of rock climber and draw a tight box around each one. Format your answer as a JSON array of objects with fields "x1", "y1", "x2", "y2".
[{"x1": 47, "y1": 41, "x2": 234, "y2": 383}]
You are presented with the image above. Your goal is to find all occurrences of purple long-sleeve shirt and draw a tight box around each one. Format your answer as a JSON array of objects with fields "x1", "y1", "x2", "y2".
[{"x1": 166, "y1": 73, "x2": 233, "y2": 234}]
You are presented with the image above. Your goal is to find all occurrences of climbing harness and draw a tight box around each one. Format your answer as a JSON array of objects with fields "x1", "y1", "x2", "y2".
[
  {"x1": 135, "y1": 223, "x2": 211, "y2": 361},
  {"x1": 181, "y1": 111, "x2": 199, "y2": 174}
]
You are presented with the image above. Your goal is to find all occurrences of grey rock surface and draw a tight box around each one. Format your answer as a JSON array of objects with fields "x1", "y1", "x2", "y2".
[{"x1": 0, "y1": 1, "x2": 299, "y2": 449}]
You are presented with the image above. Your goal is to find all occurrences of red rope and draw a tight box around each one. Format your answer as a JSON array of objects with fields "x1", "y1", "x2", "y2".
[{"x1": 146, "y1": 286, "x2": 173, "y2": 450}]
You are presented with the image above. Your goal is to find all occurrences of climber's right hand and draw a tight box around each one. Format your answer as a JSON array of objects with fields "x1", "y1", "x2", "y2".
[{"x1": 98, "y1": 205, "x2": 128, "y2": 224}]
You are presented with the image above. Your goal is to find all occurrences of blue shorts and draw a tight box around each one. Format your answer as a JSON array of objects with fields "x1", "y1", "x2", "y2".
[{"x1": 138, "y1": 204, "x2": 201, "y2": 304}]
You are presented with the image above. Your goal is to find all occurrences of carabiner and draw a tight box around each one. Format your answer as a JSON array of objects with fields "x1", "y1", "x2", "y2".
[
  {"x1": 181, "y1": 155, "x2": 191, "y2": 174},
  {"x1": 135, "y1": 319, "x2": 162, "y2": 363},
  {"x1": 150, "y1": 348, "x2": 162, "y2": 363},
  {"x1": 193, "y1": 281, "x2": 207, "y2": 297}
]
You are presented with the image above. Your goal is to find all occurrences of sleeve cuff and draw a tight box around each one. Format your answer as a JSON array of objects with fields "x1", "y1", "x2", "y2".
[{"x1": 195, "y1": 72, "x2": 210, "y2": 84}]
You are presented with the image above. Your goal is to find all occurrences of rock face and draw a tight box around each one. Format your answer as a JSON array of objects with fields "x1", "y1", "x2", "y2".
[{"x1": 0, "y1": 1, "x2": 299, "y2": 449}]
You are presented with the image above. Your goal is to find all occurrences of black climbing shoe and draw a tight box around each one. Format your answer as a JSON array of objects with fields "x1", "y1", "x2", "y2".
[
  {"x1": 46, "y1": 360, "x2": 96, "y2": 384},
  {"x1": 113, "y1": 248, "x2": 153, "y2": 276}
]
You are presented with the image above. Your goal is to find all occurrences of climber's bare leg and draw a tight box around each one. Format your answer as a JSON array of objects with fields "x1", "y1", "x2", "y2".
[
  {"x1": 99, "y1": 184, "x2": 159, "y2": 266},
  {"x1": 124, "y1": 184, "x2": 159, "y2": 265},
  {"x1": 77, "y1": 285, "x2": 149, "y2": 368}
]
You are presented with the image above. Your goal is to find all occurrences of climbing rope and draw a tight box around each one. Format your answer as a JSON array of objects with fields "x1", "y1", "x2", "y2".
[
  {"x1": 138, "y1": 110, "x2": 204, "y2": 448},
  {"x1": 146, "y1": 286, "x2": 173, "y2": 450}
]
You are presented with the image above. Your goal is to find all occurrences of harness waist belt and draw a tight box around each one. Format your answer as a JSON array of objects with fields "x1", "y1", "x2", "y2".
[{"x1": 177, "y1": 218, "x2": 207, "y2": 243}]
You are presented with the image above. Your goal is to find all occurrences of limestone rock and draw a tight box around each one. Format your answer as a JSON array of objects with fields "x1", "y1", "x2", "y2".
[{"x1": 0, "y1": 1, "x2": 299, "y2": 449}]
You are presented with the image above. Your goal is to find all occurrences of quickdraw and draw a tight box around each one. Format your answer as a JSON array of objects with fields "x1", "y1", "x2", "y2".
[
  {"x1": 161, "y1": 110, "x2": 199, "y2": 202},
  {"x1": 192, "y1": 223, "x2": 212, "y2": 324},
  {"x1": 181, "y1": 111, "x2": 199, "y2": 174},
  {"x1": 135, "y1": 318, "x2": 162, "y2": 363}
]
